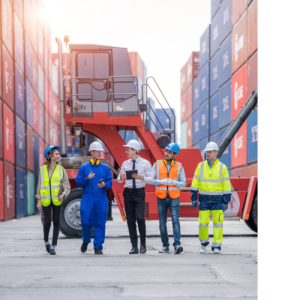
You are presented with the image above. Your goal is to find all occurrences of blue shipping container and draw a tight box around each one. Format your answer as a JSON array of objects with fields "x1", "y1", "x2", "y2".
[
  {"x1": 209, "y1": 131, "x2": 220, "y2": 144},
  {"x1": 199, "y1": 25, "x2": 210, "y2": 70},
  {"x1": 192, "y1": 108, "x2": 201, "y2": 145},
  {"x1": 199, "y1": 100, "x2": 209, "y2": 140},
  {"x1": 210, "y1": 9, "x2": 221, "y2": 58},
  {"x1": 33, "y1": 132, "x2": 39, "y2": 174},
  {"x1": 15, "y1": 116, "x2": 26, "y2": 168},
  {"x1": 219, "y1": 34, "x2": 232, "y2": 87},
  {"x1": 25, "y1": 34, "x2": 33, "y2": 85},
  {"x1": 199, "y1": 137, "x2": 209, "y2": 159},
  {"x1": 199, "y1": 63, "x2": 210, "y2": 104},
  {"x1": 219, "y1": 80, "x2": 231, "y2": 129},
  {"x1": 220, "y1": 0, "x2": 232, "y2": 44},
  {"x1": 15, "y1": 167, "x2": 27, "y2": 217},
  {"x1": 209, "y1": 92, "x2": 220, "y2": 134},
  {"x1": 210, "y1": 51, "x2": 220, "y2": 97},
  {"x1": 155, "y1": 108, "x2": 175, "y2": 131},
  {"x1": 192, "y1": 76, "x2": 201, "y2": 111},
  {"x1": 15, "y1": 63, "x2": 26, "y2": 121},
  {"x1": 219, "y1": 126, "x2": 231, "y2": 169},
  {"x1": 247, "y1": 109, "x2": 258, "y2": 163},
  {"x1": 26, "y1": 80, "x2": 33, "y2": 127},
  {"x1": 119, "y1": 130, "x2": 138, "y2": 144},
  {"x1": 211, "y1": 0, "x2": 221, "y2": 19}
]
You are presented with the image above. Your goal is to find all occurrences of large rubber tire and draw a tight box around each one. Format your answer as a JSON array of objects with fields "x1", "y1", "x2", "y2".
[{"x1": 244, "y1": 194, "x2": 258, "y2": 233}]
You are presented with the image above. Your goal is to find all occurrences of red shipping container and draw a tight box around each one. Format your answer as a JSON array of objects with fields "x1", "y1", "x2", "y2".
[
  {"x1": 32, "y1": 14, "x2": 38, "y2": 56},
  {"x1": 248, "y1": 0, "x2": 258, "y2": 58},
  {"x1": 32, "y1": 53, "x2": 39, "y2": 95},
  {"x1": 181, "y1": 91, "x2": 187, "y2": 122},
  {"x1": 4, "y1": 161, "x2": 15, "y2": 220},
  {"x1": 0, "y1": 161, "x2": 3, "y2": 221},
  {"x1": 2, "y1": 0, "x2": 13, "y2": 57},
  {"x1": 247, "y1": 51, "x2": 257, "y2": 98},
  {"x1": 45, "y1": 109, "x2": 49, "y2": 144},
  {"x1": 49, "y1": 89, "x2": 53, "y2": 118},
  {"x1": 39, "y1": 100, "x2": 44, "y2": 138},
  {"x1": 186, "y1": 84, "x2": 193, "y2": 119},
  {"x1": 246, "y1": 163, "x2": 257, "y2": 177},
  {"x1": 232, "y1": 11, "x2": 248, "y2": 74},
  {"x1": 33, "y1": 92, "x2": 39, "y2": 135},
  {"x1": 52, "y1": 53, "x2": 71, "y2": 74},
  {"x1": 2, "y1": 44, "x2": 15, "y2": 111},
  {"x1": 44, "y1": 78, "x2": 49, "y2": 111},
  {"x1": 187, "y1": 116, "x2": 193, "y2": 148},
  {"x1": 24, "y1": 0, "x2": 33, "y2": 42},
  {"x1": 231, "y1": 63, "x2": 247, "y2": 120},
  {"x1": 49, "y1": 118, "x2": 54, "y2": 145},
  {"x1": 53, "y1": 94, "x2": 60, "y2": 124},
  {"x1": 231, "y1": 166, "x2": 247, "y2": 178},
  {"x1": 38, "y1": 27, "x2": 44, "y2": 69},
  {"x1": 186, "y1": 52, "x2": 199, "y2": 87},
  {"x1": 0, "y1": 45, "x2": 2, "y2": 98},
  {"x1": 39, "y1": 138, "x2": 45, "y2": 167},
  {"x1": 232, "y1": 0, "x2": 247, "y2": 27},
  {"x1": 44, "y1": 46, "x2": 49, "y2": 80},
  {"x1": 0, "y1": 100, "x2": 3, "y2": 158},
  {"x1": 231, "y1": 122, "x2": 247, "y2": 168},
  {"x1": 180, "y1": 63, "x2": 187, "y2": 94},
  {"x1": 53, "y1": 122, "x2": 59, "y2": 146},
  {"x1": 3, "y1": 103, "x2": 15, "y2": 164},
  {"x1": 27, "y1": 124, "x2": 34, "y2": 171}
]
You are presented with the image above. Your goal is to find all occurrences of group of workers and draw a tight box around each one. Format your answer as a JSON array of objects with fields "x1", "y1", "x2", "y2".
[{"x1": 36, "y1": 138, "x2": 231, "y2": 256}]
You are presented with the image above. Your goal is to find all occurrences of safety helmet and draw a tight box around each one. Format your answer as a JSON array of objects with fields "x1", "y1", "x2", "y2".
[
  {"x1": 165, "y1": 143, "x2": 180, "y2": 154},
  {"x1": 203, "y1": 141, "x2": 219, "y2": 152},
  {"x1": 89, "y1": 141, "x2": 104, "y2": 152},
  {"x1": 123, "y1": 139, "x2": 141, "y2": 151},
  {"x1": 44, "y1": 146, "x2": 61, "y2": 160}
]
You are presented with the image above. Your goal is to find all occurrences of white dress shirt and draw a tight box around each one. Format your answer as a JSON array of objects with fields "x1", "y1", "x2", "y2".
[{"x1": 117, "y1": 156, "x2": 154, "y2": 188}]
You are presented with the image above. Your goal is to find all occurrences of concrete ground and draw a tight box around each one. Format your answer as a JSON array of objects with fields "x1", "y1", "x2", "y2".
[{"x1": 0, "y1": 207, "x2": 257, "y2": 300}]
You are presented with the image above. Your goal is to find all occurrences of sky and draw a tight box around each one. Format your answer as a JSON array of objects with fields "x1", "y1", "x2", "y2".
[{"x1": 44, "y1": 0, "x2": 211, "y2": 143}]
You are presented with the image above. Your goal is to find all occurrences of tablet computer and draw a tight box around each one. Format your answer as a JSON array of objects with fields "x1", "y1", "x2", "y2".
[{"x1": 126, "y1": 170, "x2": 138, "y2": 180}]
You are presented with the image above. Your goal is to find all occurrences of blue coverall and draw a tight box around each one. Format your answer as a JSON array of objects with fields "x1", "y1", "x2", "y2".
[{"x1": 75, "y1": 162, "x2": 113, "y2": 250}]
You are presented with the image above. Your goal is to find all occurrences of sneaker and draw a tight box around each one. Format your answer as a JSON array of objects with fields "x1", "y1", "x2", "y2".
[
  {"x1": 50, "y1": 247, "x2": 56, "y2": 255},
  {"x1": 94, "y1": 248, "x2": 103, "y2": 255},
  {"x1": 81, "y1": 242, "x2": 88, "y2": 253},
  {"x1": 159, "y1": 246, "x2": 169, "y2": 253},
  {"x1": 200, "y1": 245, "x2": 207, "y2": 254},
  {"x1": 174, "y1": 246, "x2": 183, "y2": 254},
  {"x1": 213, "y1": 248, "x2": 220, "y2": 254},
  {"x1": 45, "y1": 244, "x2": 51, "y2": 253}
]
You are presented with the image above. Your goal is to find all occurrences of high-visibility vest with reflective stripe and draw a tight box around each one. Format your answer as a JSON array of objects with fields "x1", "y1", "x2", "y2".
[
  {"x1": 191, "y1": 159, "x2": 231, "y2": 196},
  {"x1": 40, "y1": 165, "x2": 64, "y2": 207},
  {"x1": 155, "y1": 160, "x2": 182, "y2": 199}
]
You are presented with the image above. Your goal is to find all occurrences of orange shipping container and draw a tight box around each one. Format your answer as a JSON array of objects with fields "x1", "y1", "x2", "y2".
[
  {"x1": 187, "y1": 116, "x2": 193, "y2": 148},
  {"x1": 231, "y1": 122, "x2": 247, "y2": 168},
  {"x1": 180, "y1": 63, "x2": 187, "y2": 94},
  {"x1": 0, "y1": 161, "x2": 3, "y2": 220},
  {"x1": 247, "y1": 51, "x2": 257, "y2": 98},
  {"x1": 231, "y1": 166, "x2": 247, "y2": 178},
  {"x1": 181, "y1": 91, "x2": 187, "y2": 122},
  {"x1": 232, "y1": 0, "x2": 247, "y2": 27},
  {"x1": 186, "y1": 85, "x2": 193, "y2": 119},
  {"x1": 248, "y1": 0, "x2": 258, "y2": 58},
  {"x1": 246, "y1": 163, "x2": 257, "y2": 177},
  {"x1": 186, "y1": 52, "x2": 199, "y2": 87}
]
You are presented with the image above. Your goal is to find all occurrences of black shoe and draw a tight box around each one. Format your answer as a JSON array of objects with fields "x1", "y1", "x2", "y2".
[
  {"x1": 174, "y1": 246, "x2": 183, "y2": 254},
  {"x1": 45, "y1": 244, "x2": 51, "y2": 253},
  {"x1": 140, "y1": 244, "x2": 147, "y2": 254},
  {"x1": 81, "y1": 242, "x2": 88, "y2": 253},
  {"x1": 94, "y1": 248, "x2": 103, "y2": 255},
  {"x1": 50, "y1": 247, "x2": 56, "y2": 255},
  {"x1": 129, "y1": 247, "x2": 138, "y2": 254}
]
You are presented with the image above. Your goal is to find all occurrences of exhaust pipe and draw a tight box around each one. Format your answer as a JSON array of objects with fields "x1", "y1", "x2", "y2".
[{"x1": 55, "y1": 37, "x2": 67, "y2": 157}]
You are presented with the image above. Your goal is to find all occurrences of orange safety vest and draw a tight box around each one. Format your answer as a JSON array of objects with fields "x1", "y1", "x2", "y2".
[{"x1": 155, "y1": 160, "x2": 182, "y2": 199}]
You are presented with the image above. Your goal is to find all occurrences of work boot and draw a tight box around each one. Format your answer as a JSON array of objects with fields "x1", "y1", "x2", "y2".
[
  {"x1": 50, "y1": 247, "x2": 56, "y2": 255},
  {"x1": 45, "y1": 244, "x2": 51, "y2": 253},
  {"x1": 213, "y1": 248, "x2": 221, "y2": 254},
  {"x1": 81, "y1": 242, "x2": 88, "y2": 253},
  {"x1": 94, "y1": 248, "x2": 103, "y2": 255},
  {"x1": 200, "y1": 245, "x2": 207, "y2": 254},
  {"x1": 174, "y1": 246, "x2": 183, "y2": 254},
  {"x1": 159, "y1": 246, "x2": 169, "y2": 253},
  {"x1": 129, "y1": 247, "x2": 138, "y2": 254},
  {"x1": 140, "y1": 244, "x2": 147, "y2": 254}
]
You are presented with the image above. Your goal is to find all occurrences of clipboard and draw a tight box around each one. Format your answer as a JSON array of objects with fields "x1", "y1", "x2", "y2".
[{"x1": 126, "y1": 170, "x2": 138, "y2": 180}]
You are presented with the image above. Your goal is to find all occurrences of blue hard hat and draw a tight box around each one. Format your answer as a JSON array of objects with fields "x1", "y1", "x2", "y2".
[
  {"x1": 44, "y1": 146, "x2": 61, "y2": 160},
  {"x1": 165, "y1": 143, "x2": 180, "y2": 154}
]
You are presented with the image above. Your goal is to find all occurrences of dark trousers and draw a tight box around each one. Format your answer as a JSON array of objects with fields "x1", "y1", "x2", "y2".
[
  {"x1": 123, "y1": 188, "x2": 146, "y2": 247},
  {"x1": 42, "y1": 201, "x2": 61, "y2": 246}
]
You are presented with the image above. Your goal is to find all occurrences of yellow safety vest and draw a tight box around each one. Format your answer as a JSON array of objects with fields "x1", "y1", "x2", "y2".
[{"x1": 40, "y1": 164, "x2": 64, "y2": 207}]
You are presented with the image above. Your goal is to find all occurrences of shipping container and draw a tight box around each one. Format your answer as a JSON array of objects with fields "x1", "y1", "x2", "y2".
[
  {"x1": 48, "y1": 88, "x2": 53, "y2": 118},
  {"x1": 180, "y1": 121, "x2": 187, "y2": 149},
  {"x1": 4, "y1": 161, "x2": 15, "y2": 220},
  {"x1": 210, "y1": 9, "x2": 221, "y2": 58},
  {"x1": 24, "y1": 0, "x2": 32, "y2": 42},
  {"x1": 211, "y1": 0, "x2": 221, "y2": 19},
  {"x1": 231, "y1": 63, "x2": 247, "y2": 120},
  {"x1": 0, "y1": 45, "x2": 2, "y2": 99},
  {"x1": 2, "y1": 44, "x2": 15, "y2": 111},
  {"x1": 44, "y1": 77, "x2": 49, "y2": 111},
  {"x1": 199, "y1": 25, "x2": 210, "y2": 70},
  {"x1": 32, "y1": 13, "x2": 38, "y2": 56},
  {"x1": 199, "y1": 100, "x2": 209, "y2": 140},
  {"x1": 25, "y1": 34, "x2": 33, "y2": 85},
  {"x1": 33, "y1": 132, "x2": 39, "y2": 174},
  {"x1": 247, "y1": 108, "x2": 257, "y2": 164},
  {"x1": 186, "y1": 52, "x2": 199, "y2": 87},
  {"x1": 199, "y1": 62, "x2": 210, "y2": 103},
  {"x1": 246, "y1": 163, "x2": 257, "y2": 177},
  {"x1": 14, "y1": 11, "x2": 24, "y2": 73},
  {"x1": 32, "y1": 53, "x2": 39, "y2": 94},
  {"x1": 38, "y1": 27, "x2": 44, "y2": 68},
  {"x1": 26, "y1": 79, "x2": 33, "y2": 127},
  {"x1": 14, "y1": 0, "x2": 24, "y2": 25},
  {"x1": 192, "y1": 75, "x2": 201, "y2": 111},
  {"x1": 15, "y1": 115, "x2": 26, "y2": 168},
  {"x1": 219, "y1": 79, "x2": 232, "y2": 129},
  {"x1": 232, "y1": 0, "x2": 248, "y2": 27},
  {"x1": 248, "y1": 0, "x2": 257, "y2": 58},
  {"x1": 219, "y1": 126, "x2": 231, "y2": 169},
  {"x1": 210, "y1": 51, "x2": 220, "y2": 97},
  {"x1": 232, "y1": 11, "x2": 248, "y2": 74},
  {"x1": 248, "y1": 0, "x2": 253, "y2": 5},
  {"x1": 26, "y1": 124, "x2": 34, "y2": 171},
  {"x1": 209, "y1": 92, "x2": 220, "y2": 134},
  {"x1": 3, "y1": 103, "x2": 15, "y2": 164},
  {"x1": 247, "y1": 51, "x2": 257, "y2": 98},
  {"x1": 52, "y1": 65, "x2": 58, "y2": 95},
  {"x1": 220, "y1": 0, "x2": 232, "y2": 44},
  {"x1": 39, "y1": 100, "x2": 44, "y2": 138},
  {"x1": 14, "y1": 63, "x2": 26, "y2": 120},
  {"x1": 219, "y1": 34, "x2": 232, "y2": 87},
  {"x1": 38, "y1": 63, "x2": 44, "y2": 103},
  {"x1": 231, "y1": 121, "x2": 247, "y2": 168},
  {"x1": 180, "y1": 63, "x2": 187, "y2": 94},
  {"x1": 199, "y1": 137, "x2": 209, "y2": 160},
  {"x1": 44, "y1": 109, "x2": 49, "y2": 144},
  {"x1": 15, "y1": 167, "x2": 27, "y2": 217},
  {"x1": 209, "y1": 131, "x2": 219, "y2": 144},
  {"x1": 181, "y1": 91, "x2": 187, "y2": 122},
  {"x1": 192, "y1": 107, "x2": 201, "y2": 145},
  {"x1": 2, "y1": 0, "x2": 13, "y2": 57},
  {"x1": 186, "y1": 84, "x2": 193, "y2": 119},
  {"x1": 0, "y1": 101, "x2": 3, "y2": 158},
  {"x1": 33, "y1": 91, "x2": 39, "y2": 135},
  {"x1": 27, "y1": 171, "x2": 35, "y2": 215},
  {"x1": 0, "y1": 161, "x2": 3, "y2": 220},
  {"x1": 155, "y1": 108, "x2": 175, "y2": 133},
  {"x1": 231, "y1": 166, "x2": 247, "y2": 178},
  {"x1": 44, "y1": 45, "x2": 48, "y2": 80},
  {"x1": 187, "y1": 116, "x2": 193, "y2": 148}
]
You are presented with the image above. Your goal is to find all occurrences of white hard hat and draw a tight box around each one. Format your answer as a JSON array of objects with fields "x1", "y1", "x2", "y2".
[
  {"x1": 203, "y1": 141, "x2": 219, "y2": 152},
  {"x1": 123, "y1": 139, "x2": 141, "y2": 151},
  {"x1": 89, "y1": 141, "x2": 104, "y2": 152}
]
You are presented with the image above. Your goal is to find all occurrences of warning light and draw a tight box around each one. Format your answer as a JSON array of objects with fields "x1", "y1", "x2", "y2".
[{"x1": 122, "y1": 216, "x2": 126, "y2": 221}]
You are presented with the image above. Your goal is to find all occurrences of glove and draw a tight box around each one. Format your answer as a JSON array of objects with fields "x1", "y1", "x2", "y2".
[
  {"x1": 167, "y1": 179, "x2": 177, "y2": 186},
  {"x1": 192, "y1": 200, "x2": 199, "y2": 209},
  {"x1": 160, "y1": 179, "x2": 169, "y2": 185},
  {"x1": 222, "y1": 203, "x2": 228, "y2": 211}
]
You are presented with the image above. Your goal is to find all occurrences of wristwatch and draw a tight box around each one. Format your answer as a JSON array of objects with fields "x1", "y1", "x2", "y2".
[{"x1": 141, "y1": 176, "x2": 144, "y2": 181}]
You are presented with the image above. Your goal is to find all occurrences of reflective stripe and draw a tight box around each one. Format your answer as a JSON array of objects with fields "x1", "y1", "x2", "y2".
[
  {"x1": 168, "y1": 187, "x2": 178, "y2": 190},
  {"x1": 190, "y1": 187, "x2": 198, "y2": 191},
  {"x1": 200, "y1": 238, "x2": 209, "y2": 243},
  {"x1": 223, "y1": 190, "x2": 231, "y2": 194},
  {"x1": 193, "y1": 174, "x2": 200, "y2": 181},
  {"x1": 222, "y1": 177, "x2": 230, "y2": 182},
  {"x1": 41, "y1": 185, "x2": 61, "y2": 190},
  {"x1": 199, "y1": 162, "x2": 224, "y2": 183},
  {"x1": 200, "y1": 162, "x2": 204, "y2": 180},
  {"x1": 177, "y1": 162, "x2": 182, "y2": 176},
  {"x1": 213, "y1": 223, "x2": 223, "y2": 228},
  {"x1": 59, "y1": 166, "x2": 63, "y2": 181},
  {"x1": 156, "y1": 160, "x2": 161, "y2": 180},
  {"x1": 40, "y1": 195, "x2": 51, "y2": 199},
  {"x1": 155, "y1": 186, "x2": 167, "y2": 190},
  {"x1": 199, "y1": 191, "x2": 224, "y2": 196},
  {"x1": 212, "y1": 242, "x2": 222, "y2": 247},
  {"x1": 199, "y1": 223, "x2": 209, "y2": 229},
  {"x1": 40, "y1": 166, "x2": 45, "y2": 186}
]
